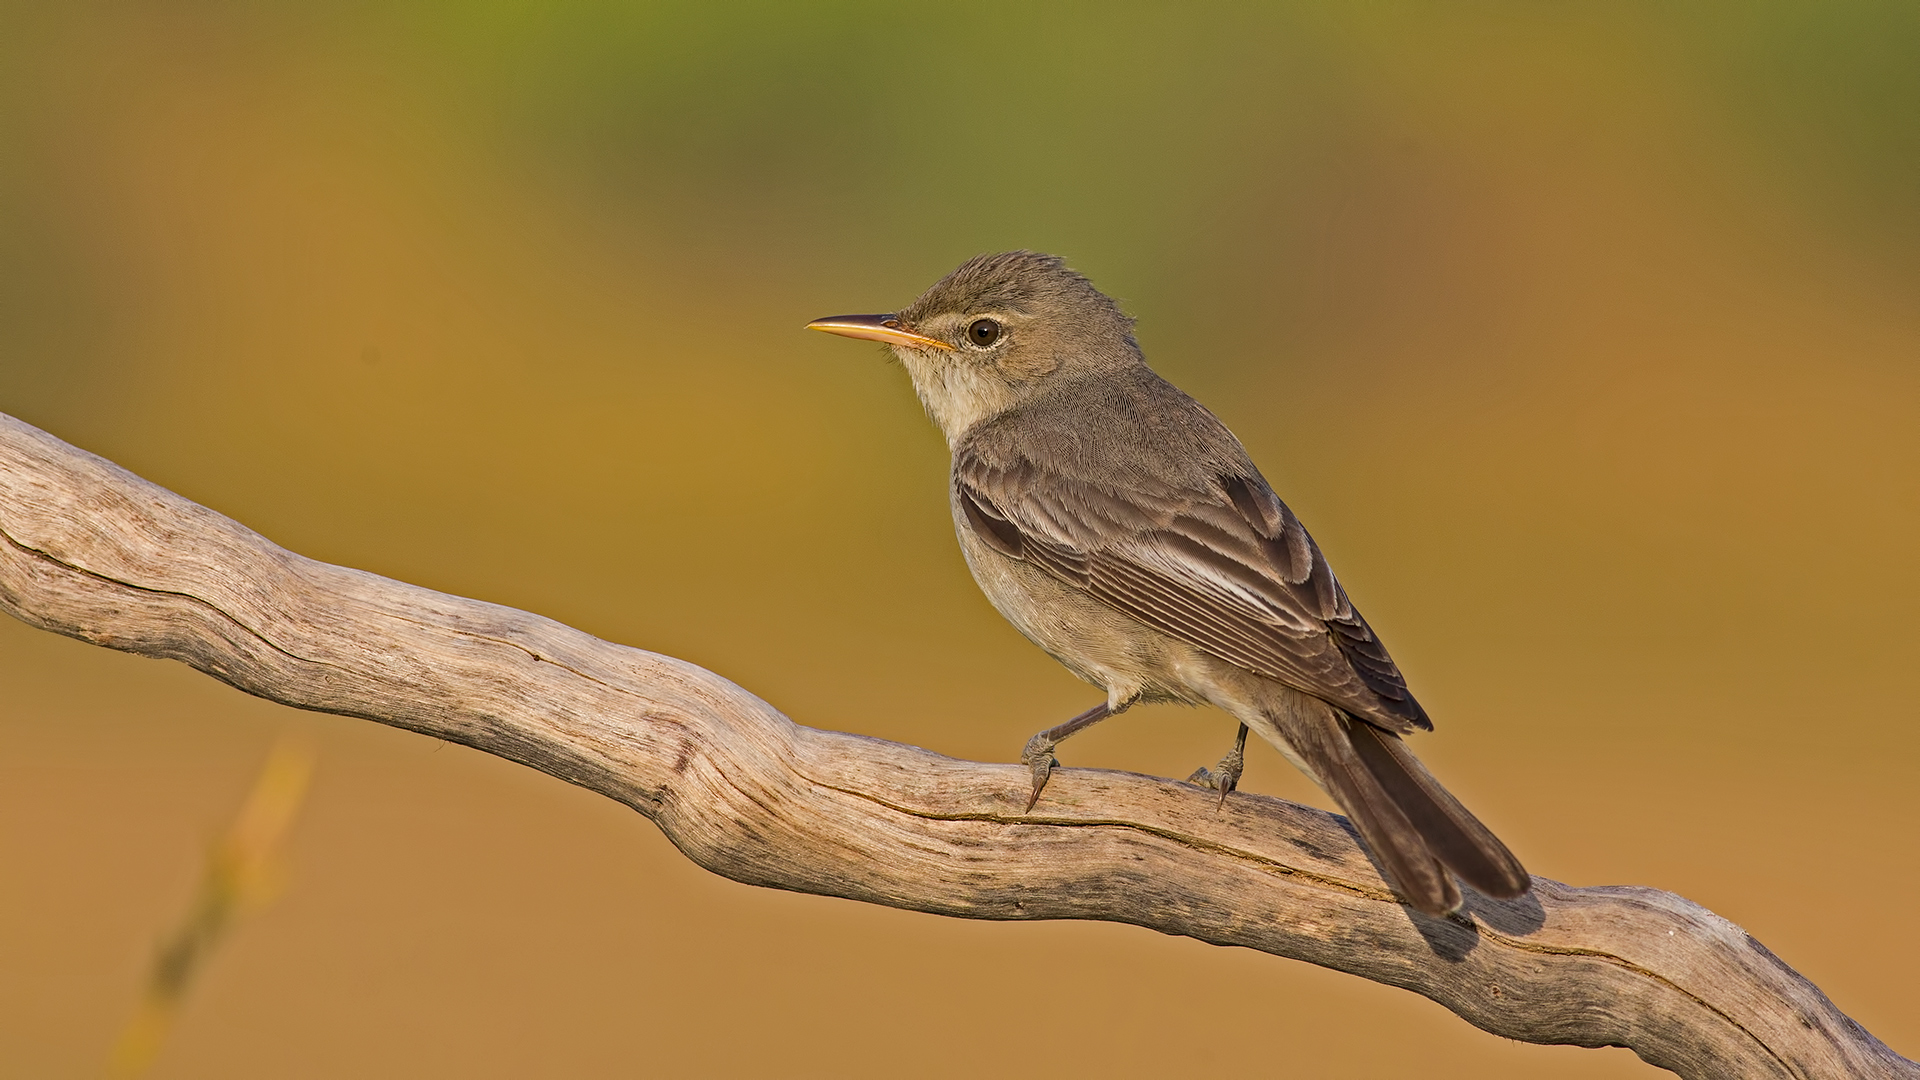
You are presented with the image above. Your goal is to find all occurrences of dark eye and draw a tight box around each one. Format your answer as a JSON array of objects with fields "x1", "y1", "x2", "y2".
[{"x1": 966, "y1": 318, "x2": 1002, "y2": 347}]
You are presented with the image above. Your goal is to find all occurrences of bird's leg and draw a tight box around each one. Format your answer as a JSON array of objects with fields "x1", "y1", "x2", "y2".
[
  {"x1": 1187, "y1": 723, "x2": 1250, "y2": 809},
  {"x1": 1020, "y1": 702, "x2": 1114, "y2": 811}
]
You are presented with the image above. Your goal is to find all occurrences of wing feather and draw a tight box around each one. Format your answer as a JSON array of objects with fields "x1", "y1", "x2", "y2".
[{"x1": 956, "y1": 447, "x2": 1430, "y2": 732}]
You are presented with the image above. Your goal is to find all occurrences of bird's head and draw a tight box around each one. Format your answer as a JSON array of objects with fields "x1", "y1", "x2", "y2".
[{"x1": 808, "y1": 251, "x2": 1138, "y2": 444}]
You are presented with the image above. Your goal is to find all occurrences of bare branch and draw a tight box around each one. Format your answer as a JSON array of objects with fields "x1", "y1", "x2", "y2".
[{"x1": 0, "y1": 411, "x2": 1910, "y2": 1079}]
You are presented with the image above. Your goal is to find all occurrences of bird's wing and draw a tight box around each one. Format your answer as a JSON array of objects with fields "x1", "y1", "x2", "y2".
[{"x1": 954, "y1": 447, "x2": 1430, "y2": 732}]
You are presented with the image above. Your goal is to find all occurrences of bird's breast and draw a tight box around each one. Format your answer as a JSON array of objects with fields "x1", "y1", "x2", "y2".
[{"x1": 947, "y1": 489, "x2": 1210, "y2": 708}]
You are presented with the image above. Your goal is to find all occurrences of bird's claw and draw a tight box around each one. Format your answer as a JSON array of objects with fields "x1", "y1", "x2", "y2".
[
  {"x1": 1021, "y1": 733, "x2": 1057, "y2": 812},
  {"x1": 1189, "y1": 741, "x2": 1245, "y2": 810},
  {"x1": 1211, "y1": 745, "x2": 1243, "y2": 809}
]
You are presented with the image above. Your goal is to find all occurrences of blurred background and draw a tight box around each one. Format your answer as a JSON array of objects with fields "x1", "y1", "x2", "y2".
[{"x1": 2, "y1": 2, "x2": 1916, "y2": 1076}]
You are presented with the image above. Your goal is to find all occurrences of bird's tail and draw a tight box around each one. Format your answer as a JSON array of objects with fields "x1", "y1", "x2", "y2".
[{"x1": 1268, "y1": 702, "x2": 1530, "y2": 915}]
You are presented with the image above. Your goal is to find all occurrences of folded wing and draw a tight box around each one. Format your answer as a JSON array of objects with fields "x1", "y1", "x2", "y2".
[{"x1": 955, "y1": 448, "x2": 1430, "y2": 733}]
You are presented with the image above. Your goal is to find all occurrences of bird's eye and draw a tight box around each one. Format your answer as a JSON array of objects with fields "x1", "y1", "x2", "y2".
[{"x1": 966, "y1": 318, "x2": 1002, "y2": 347}]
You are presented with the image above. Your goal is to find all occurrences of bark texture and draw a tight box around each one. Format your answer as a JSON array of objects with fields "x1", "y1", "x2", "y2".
[{"x1": 0, "y1": 411, "x2": 1911, "y2": 1079}]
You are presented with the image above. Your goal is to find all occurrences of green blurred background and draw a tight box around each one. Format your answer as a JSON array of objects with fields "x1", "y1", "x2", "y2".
[{"x1": 3, "y1": 3, "x2": 1916, "y2": 1076}]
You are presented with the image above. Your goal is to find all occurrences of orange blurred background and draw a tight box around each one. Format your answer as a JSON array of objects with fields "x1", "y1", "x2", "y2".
[{"x1": 2, "y1": 4, "x2": 1916, "y2": 1076}]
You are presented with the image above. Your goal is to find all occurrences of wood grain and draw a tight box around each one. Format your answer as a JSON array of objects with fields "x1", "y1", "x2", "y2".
[{"x1": 0, "y1": 411, "x2": 1910, "y2": 1079}]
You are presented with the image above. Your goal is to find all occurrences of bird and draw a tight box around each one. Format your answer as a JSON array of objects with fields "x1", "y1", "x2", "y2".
[{"x1": 806, "y1": 251, "x2": 1529, "y2": 915}]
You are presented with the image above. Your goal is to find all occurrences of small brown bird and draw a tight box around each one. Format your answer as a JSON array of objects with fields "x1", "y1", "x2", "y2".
[{"x1": 808, "y1": 251, "x2": 1528, "y2": 915}]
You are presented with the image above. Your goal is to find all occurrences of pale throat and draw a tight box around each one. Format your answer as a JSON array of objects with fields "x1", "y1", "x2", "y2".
[{"x1": 896, "y1": 348, "x2": 1017, "y2": 446}]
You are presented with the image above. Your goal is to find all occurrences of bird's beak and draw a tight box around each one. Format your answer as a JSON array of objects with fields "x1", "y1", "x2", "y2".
[{"x1": 805, "y1": 313, "x2": 954, "y2": 351}]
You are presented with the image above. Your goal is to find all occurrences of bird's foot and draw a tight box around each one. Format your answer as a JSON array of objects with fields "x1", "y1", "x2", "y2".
[
  {"x1": 1186, "y1": 758, "x2": 1241, "y2": 808},
  {"x1": 1015, "y1": 702, "x2": 1115, "y2": 812},
  {"x1": 1188, "y1": 724, "x2": 1249, "y2": 810},
  {"x1": 1020, "y1": 733, "x2": 1058, "y2": 812}
]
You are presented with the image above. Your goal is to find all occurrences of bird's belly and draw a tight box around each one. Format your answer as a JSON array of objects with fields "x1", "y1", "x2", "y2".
[{"x1": 952, "y1": 521, "x2": 1210, "y2": 708}]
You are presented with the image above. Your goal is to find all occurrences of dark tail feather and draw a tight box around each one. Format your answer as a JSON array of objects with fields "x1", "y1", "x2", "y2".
[
  {"x1": 1274, "y1": 705, "x2": 1529, "y2": 915},
  {"x1": 1344, "y1": 717, "x2": 1530, "y2": 901}
]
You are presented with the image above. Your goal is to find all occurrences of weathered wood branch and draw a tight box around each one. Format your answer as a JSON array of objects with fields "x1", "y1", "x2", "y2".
[{"x1": 0, "y1": 411, "x2": 1909, "y2": 1079}]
